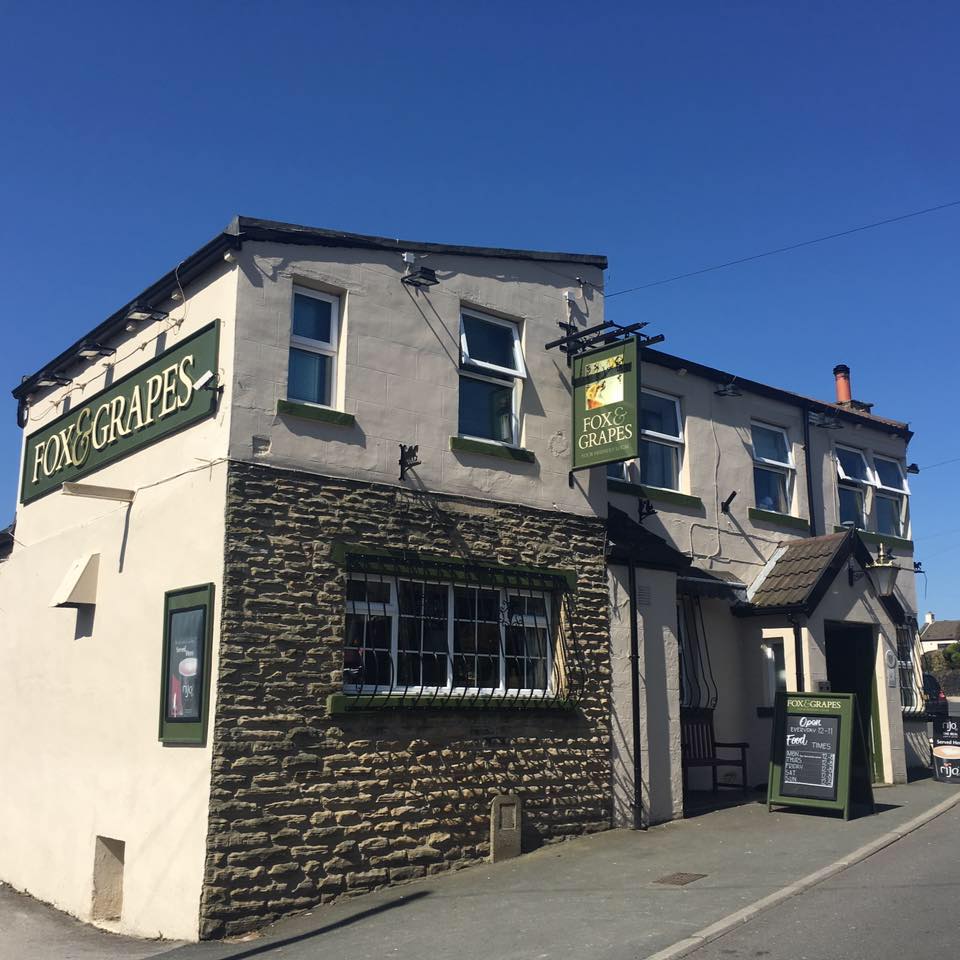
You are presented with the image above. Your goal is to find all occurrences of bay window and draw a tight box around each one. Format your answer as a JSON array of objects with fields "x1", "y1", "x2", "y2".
[
  {"x1": 751, "y1": 423, "x2": 794, "y2": 514},
  {"x1": 458, "y1": 310, "x2": 525, "y2": 445}
]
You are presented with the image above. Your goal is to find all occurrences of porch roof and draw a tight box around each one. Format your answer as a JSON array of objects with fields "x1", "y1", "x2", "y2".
[
  {"x1": 737, "y1": 529, "x2": 874, "y2": 616},
  {"x1": 606, "y1": 506, "x2": 691, "y2": 573}
]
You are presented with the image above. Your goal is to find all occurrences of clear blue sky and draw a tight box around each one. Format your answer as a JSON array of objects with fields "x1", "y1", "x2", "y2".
[{"x1": 1, "y1": 2, "x2": 957, "y2": 612}]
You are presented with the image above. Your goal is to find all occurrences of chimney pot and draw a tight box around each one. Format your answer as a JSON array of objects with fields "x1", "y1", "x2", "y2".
[
  {"x1": 833, "y1": 364, "x2": 852, "y2": 404},
  {"x1": 926, "y1": 611, "x2": 936, "y2": 624}
]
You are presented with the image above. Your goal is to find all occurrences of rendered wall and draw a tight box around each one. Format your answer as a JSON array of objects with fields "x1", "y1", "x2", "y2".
[
  {"x1": 608, "y1": 565, "x2": 683, "y2": 827},
  {"x1": 227, "y1": 241, "x2": 608, "y2": 518},
  {"x1": 0, "y1": 265, "x2": 237, "y2": 940}
]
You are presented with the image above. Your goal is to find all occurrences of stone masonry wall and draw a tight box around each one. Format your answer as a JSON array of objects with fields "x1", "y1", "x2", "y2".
[{"x1": 199, "y1": 462, "x2": 612, "y2": 938}]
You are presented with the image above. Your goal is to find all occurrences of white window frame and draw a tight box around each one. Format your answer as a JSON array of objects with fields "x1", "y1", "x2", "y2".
[
  {"x1": 835, "y1": 444, "x2": 873, "y2": 485},
  {"x1": 288, "y1": 286, "x2": 340, "y2": 409},
  {"x1": 458, "y1": 309, "x2": 525, "y2": 448},
  {"x1": 635, "y1": 388, "x2": 684, "y2": 491},
  {"x1": 751, "y1": 422, "x2": 795, "y2": 514},
  {"x1": 343, "y1": 575, "x2": 554, "y2": 697},
  {"x1": 838, "y1": 482, "x2": 866, "y2": 529},
  {"x1": 459, "y1": 309, "x2": 527, "y2": 380},
  {"x1": 873, "y1": 455, "x2": 910, "y2": 495}
]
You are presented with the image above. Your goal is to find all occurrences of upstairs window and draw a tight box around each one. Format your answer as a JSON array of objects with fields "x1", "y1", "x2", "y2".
[
  {"x1": 287, "y1": 287, "x2": 340, "y2": 407},
  {"x1": 751, "y1": 423, "x2": 793, "y2": 514},
  {"x1": 836, "y1": 445, "x2": 870, "y2": 529},
  {"x1": 458, "y1": 310, "x2": 525, "y2": 444},
  {"x1": 874, "y1": 456, "x2": 908, "y2": 538},
  {"x1": 639, "y1": 389, "x2": 683, "y2": 489}
]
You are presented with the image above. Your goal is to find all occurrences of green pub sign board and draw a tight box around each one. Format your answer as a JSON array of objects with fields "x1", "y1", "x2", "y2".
[
  {"x1": 21, "y1": 322, "x2": 220, "y2": 504},
  {"x1": 571, "y1": 337, "x2": 640, "y2": 472},
  {"x1": 767, "y1": 692, "x2": 875, "y2": 820}
]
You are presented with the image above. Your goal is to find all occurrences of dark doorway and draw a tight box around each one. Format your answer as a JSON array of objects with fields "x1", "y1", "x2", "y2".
[{"x1": 824, "y1": 622, "x2": 882, "y2": 783}]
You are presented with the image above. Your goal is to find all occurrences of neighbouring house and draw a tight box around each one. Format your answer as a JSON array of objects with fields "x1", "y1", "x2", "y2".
[
  {"x1": 919, "y1": 613, "x2": 960, "y2": 654},
  {"x1": 0, "y1": 216, "x2": 926, "y2": 942}
]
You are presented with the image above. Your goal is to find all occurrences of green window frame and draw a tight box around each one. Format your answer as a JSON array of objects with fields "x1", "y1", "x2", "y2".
[{"x1": 159, "y1": 583, "x2": 215, "y2": 745}]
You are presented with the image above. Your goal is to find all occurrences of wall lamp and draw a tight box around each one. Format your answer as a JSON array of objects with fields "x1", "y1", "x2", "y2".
[
  {"x1": 849, "y1": 543, "x2": 899, "y2": 597},
  {"x1": 77, "y1": 341, "x2": 116, "y2": 359},
  {"x1": 714, "y1": 380, "x2": 742, "y2": 398},
  {"x1": 401, "y1": 266, "x2": 440, "y2": 289},
  {"x1": 125, "y1": 303, "x2": 169, "y2": 326},
  {"x1": 809, "y1": 411, "x2": 843, "y2": 429},
  {"x1": 906, "y1": 463, "x2": 920, "y2": 475},
  {"x1": 35, "y1": 373, "x2": 72, "y2": 387}
]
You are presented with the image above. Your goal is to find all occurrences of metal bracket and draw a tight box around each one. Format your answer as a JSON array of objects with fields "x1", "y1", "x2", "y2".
[
  {"x1": 637, "y1": 498, "x2": 656, "y2": 523},
  {"x1": 399, "y1": 443, "x2": 421, "y2": 481}
]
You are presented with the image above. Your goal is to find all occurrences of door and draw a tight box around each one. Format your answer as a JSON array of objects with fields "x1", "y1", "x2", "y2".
[{"x1": 824, "y1": 622, "x2": 883, "y2": 783}]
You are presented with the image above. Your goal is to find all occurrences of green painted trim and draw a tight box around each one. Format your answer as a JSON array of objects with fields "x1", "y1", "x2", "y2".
[
  {"x1": 607, "y1": 479, "x2": 704, "y2": 510},
  {"x1": 159, "y1": 583, "x2": 215, "y2": 746},
  {"x1": 331, "y1": 541, "x2": 577, "y2": 592},
  {"x1": 749, "y1": 508, "x2": 810, "y2": 532},
  {"x1": 327, "y1": 692, "x2": 575, "y2": 714},
  {"x1": 277, "y1": 399, "x2": 356, "y2": 426},
  {"x1": 833, "y1": 526, "x2": 914, "y2": 552},
  {"x1": 449, "y1": 436, "x2": 536, "y2": 463}
]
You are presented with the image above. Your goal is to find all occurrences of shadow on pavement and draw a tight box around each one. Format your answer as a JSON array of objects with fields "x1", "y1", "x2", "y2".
[{"x1": 157, "y1": 890, "x2": 431, "y2": 959}]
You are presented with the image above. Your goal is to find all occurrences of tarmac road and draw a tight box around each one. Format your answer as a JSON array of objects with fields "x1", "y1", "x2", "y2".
[{"x1": 680, "y1": 803, "x2": 960, "y2": 960}]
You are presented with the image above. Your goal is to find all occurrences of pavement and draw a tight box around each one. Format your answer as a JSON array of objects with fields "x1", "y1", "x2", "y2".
[
  {"x1": 677, "y1": 800, "x2": 960, "y2": 959},
  {"x1": 3, "y1": 776, "x2": 958, "y2": 960}
]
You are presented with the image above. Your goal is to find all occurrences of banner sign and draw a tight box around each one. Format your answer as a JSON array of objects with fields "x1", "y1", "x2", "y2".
[
  {"x1": 768, "y1": 692, "x2": 875, "y2": 820},
  {"x1": 932, "y1": 716, "x2": 960, "y2": 783},
  {"x1": 21, "y1": 322, "x2": 219, "y2": 504},
  {"x1": 571, "y1": 337, "x2": 639, "y2": 471}
]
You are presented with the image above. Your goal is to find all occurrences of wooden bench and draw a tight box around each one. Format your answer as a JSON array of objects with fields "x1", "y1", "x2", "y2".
[{"x1": 681, "y1": 708, "x2": 749, "y2": 793}]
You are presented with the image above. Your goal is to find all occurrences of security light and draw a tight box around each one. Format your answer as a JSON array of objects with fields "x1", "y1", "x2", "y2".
[
  {"x1": 125, "y1": 303, "x2": 169, "y2": 323},
  {"x1": 401, "y1": 266, "x2": 439, "y2": 289},
  {"x1": 77, "y1": 342, "x2": 116, "y2": 359}
]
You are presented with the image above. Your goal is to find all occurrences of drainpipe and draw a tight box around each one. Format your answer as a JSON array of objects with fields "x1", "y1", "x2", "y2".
[
  {"x1": 627, "y1": 560, "x2": 646, "y2": 830},
  {"x1": 788, "y1": 614, "x2": 805, "y2": 692},
  {"x1": 802, "y1": 405, "x2": 818, "y2": 537}
]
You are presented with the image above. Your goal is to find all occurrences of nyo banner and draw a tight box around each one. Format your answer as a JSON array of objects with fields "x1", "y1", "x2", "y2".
[
  {"x1": 571, "y1": 337, "x2": 639, "y2": 471},
  {"x1": 20, "y1": 322, "x2": 220, "y2": 504}
]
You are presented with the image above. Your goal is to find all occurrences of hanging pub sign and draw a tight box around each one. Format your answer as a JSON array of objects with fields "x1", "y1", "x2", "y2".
[
  {"x1": 571, "y1": 336, "x2": 640, "y2": 472},
  {"x1": 20, "y1": 322, "x2": 220, "y2": 504},
  {"x1": 768, "y1": 692, "x2": 875, "y2": 820},
  {"x1": 932, "y1": 716, "x2": 960, "y2": 783}
]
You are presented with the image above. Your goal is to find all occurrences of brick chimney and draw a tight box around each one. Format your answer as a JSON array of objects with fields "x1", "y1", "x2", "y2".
[{"x1": 832, "y1": 363, "x2": 873, "y2": 414}]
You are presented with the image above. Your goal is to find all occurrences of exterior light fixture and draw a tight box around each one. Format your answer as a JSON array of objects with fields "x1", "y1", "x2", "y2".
[
  {"x1": 714, "y1": 380, "x2": 742, "y2": 397},
  {"x1": 125, "y1": 303, "x2": 169, "y2": 324},
  {"x1": 77, "y1": 342, "x2": 116, "y2": 359},
  {"x1": 809, "y1": 411, "x2": 843, "y2": 429},
  {"x1": 866, "y1": 544, "x2": 899, "y2": 597},
  {"x1": 906, "y1": 463, "x2": 920, "y2": 475},
  {"x1": 35, "y1": 373, "x2": 72, "y2": 387},
  {"x1": 401, "y1": 266, "x2": 440, "y2": 289}
]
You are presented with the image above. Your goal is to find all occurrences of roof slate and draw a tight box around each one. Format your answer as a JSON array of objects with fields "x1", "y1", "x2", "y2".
[
  {"x1": 750, "y1": 532, "x2": 848, "y2": 609},
  {"x1": 921, "y1": 620, "x2": 960, "y2": 643}
]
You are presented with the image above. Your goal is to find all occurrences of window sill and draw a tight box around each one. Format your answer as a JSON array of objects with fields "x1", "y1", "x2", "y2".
[
  {"x1": 449, "y1": 436, "x2": 536, "y2": 463},
  {"x1": 833, "y1": 526, "x2": 914, "y2": 552},
  {"x1": 749, "y1": 508, "x2": 810, "y2": 532},
  {"x1": 277, "y1": 399, "x2": 356, "y2": 427},
  {"x1": 607, "y1": 479, "x2": 704, "y2": 510},
  {"x1": 327, "y1": 692, "x2": 575, "y2": 714}
]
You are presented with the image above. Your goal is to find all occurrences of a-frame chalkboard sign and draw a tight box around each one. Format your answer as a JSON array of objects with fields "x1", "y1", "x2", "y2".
[{"x1": 768, "y1": 692, "x2": 875, "y2": 820}]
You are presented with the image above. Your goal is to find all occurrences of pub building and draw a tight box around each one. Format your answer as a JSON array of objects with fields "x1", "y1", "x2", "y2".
[{"x1": 0, "y1": 218, "x2": 925, "y2": 941}]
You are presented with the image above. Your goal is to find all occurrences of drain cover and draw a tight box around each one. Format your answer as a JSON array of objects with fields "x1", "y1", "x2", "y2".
[{"x1": 654, "y1": 872, "x2": 707, "y2": 886}]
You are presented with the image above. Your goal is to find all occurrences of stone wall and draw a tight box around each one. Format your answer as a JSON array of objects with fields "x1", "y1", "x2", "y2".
[{"x1": 199, "y1": 461, "x2": 611, "y2": 938}]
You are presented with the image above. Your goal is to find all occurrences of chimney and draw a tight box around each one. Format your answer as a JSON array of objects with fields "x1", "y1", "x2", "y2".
[
  {"x1": 832, "y1": 363, "x2": 873, "y2": 414},
  {"x1": 926, "y1": 612, "x2": 936, "y2": 625}
]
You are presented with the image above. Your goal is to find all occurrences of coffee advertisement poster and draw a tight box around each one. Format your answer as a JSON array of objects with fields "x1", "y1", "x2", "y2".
[{"x1": 932, "y1": 717, "x2": 960, "y2": 783}]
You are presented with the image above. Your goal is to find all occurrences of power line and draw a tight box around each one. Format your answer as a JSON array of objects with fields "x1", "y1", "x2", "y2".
[
  {"x1": 917, "y1": 455, "x2": 960, "y2": 472},
  {"x1": 605, "y1": 198, "x2": 960, "y2": 299}
]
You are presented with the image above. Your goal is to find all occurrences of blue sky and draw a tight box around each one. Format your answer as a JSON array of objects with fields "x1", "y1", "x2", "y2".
[{"x1": 1, "y1": 2, "x2": 957, "y2": 612}]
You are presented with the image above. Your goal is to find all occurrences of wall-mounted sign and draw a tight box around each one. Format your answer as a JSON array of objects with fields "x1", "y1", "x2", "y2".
[
  {"x1": 768, "y1": 692, "x2": 875, "y2": 819},
  {"x1": 571, "y1": 337, "x2": 639, "y2": 472},
  {"x1": 21, "y1": 322, "x2": 219, "y2": 504},
  {"x1": 932, "y1": 716, "x2": 960, "y2": 783}
]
